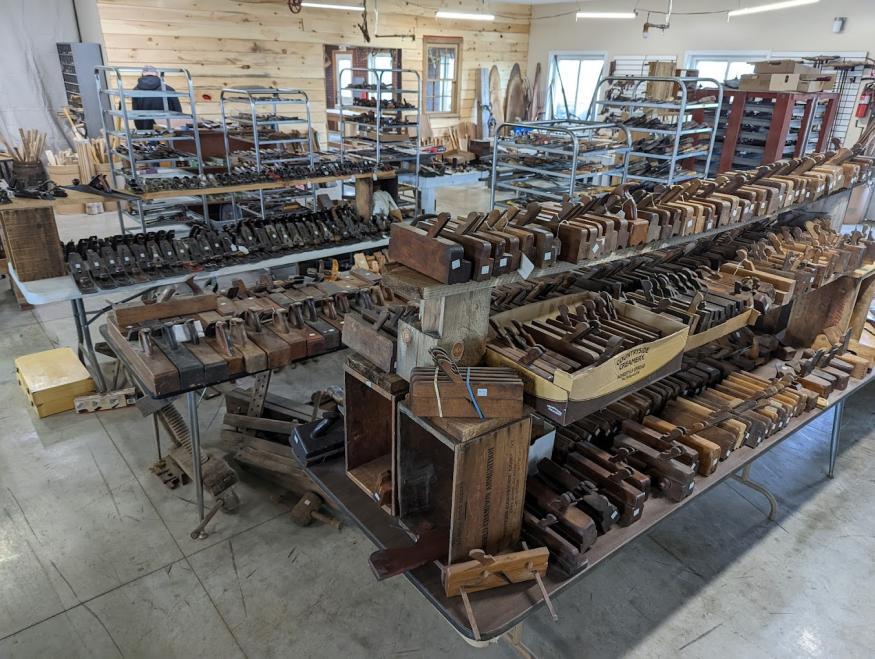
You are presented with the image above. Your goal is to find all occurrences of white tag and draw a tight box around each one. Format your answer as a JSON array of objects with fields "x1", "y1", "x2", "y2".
[
  {"x1": 476, "y1": 387, "x2": 488, "y2": 397},
  {"x1": 517, "y1": 253, "x2": 535, "y2": 279},
  {"x1": 615, "y1": 209, "x2": 625, "y2": 219},
  {"x1": 592, "y1": 243, "x2": 600, "y2": 254},
  {"x1": 481, "y1": 265, "x2": 489, "y2": 275},
  {"x1": 544, "y1": 251, "x2": 552, "y2": 260},
  {"x1": 451, "y1": 259, "x2": 461, "y2": 270},
  {"x1": 500, "y1": 257, "x2": 508, "y2": 267}
]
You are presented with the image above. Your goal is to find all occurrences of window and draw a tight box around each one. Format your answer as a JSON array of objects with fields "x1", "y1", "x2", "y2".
[
  {"x1": 547, "y1": 53, "x2": 605, "y2": 120},
  {"x1": 334, "y1": 51, "x2": 353, "y2": 106},
  {"x1": 686, "y1": 51, "x2": 767, "y2": 87},
  {"x1": 424, "y1": 37, "x2": 462, "y2": 115}
]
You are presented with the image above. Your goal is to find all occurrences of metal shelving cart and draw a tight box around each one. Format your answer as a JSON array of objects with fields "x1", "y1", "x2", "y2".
[
  {"x1": 489, "y1": 120, "x2": 632, "y2": 207},
  {"x1": 588, "y1": 76, "x2": 723, "y2": 185},
  {"x1": 220, "y1": 87, "x2": 315, "y2": 218},
  {"x1": 337, "y1": 67, "x2": 422, "y2": 213},
  {"x1": 96, "y1": 65, "x2": 208, "y2": 233}
]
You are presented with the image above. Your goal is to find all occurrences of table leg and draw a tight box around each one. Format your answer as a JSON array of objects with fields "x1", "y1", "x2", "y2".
[
  {"x1": 187, "y1": 390, "x2": 205, "y2": 521},
  {"x1": 731, "y1": 463, "x2": 778, "y2": 520},
  {"x1": 420, "y1": 187, "x2": 437, "y2": 214},
  {"x1": 72, "y1": 298, "x2": 108, "y2": 392},
  {"x1": 828, "y1": 399, "x2": 844, "y2": 479},
  {"x1": 504, "y1": 623, "x2": 537, "y2": 659}
]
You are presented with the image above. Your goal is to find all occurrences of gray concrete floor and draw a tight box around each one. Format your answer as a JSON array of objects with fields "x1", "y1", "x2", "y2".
[{"x1": 1, "y1": 194, "x2": 874, "y2": 657}]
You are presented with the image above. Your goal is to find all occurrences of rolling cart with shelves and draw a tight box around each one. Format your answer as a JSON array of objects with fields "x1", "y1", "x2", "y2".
[
  {"x1": 489, "y1": 120, "x2": 631, "y2": 207},
  {"x1": 220, "y1": 87, "x2": 316, "y2": 219},
  {"x1": 96, "y1": 65, "x2": 208, "y2": 233},
  {"x1": 588, "y1": 76, "x2": 724, "y2": 185},
  {"x1": 337, "y1": 67, "x2": 422, "y2": 214}
]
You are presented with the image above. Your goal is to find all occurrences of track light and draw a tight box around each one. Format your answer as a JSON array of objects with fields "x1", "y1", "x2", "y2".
[
  {"x1": 727, "y1": 0, "x2": 818, "y2": 19},
  {"x1": 435, "y1": 10, "x2": 495, "y2": 20},
  {"x1": 576, "y1": 11, "x2": 637, "y2": 19},
  {"x1": 301, "y1": 2, "x2": 364, "y2": 10}
]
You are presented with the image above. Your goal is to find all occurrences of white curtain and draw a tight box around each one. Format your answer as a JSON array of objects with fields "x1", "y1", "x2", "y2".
[{"x1": 0, "y1": 0, "x2": 80, "y2": 154}]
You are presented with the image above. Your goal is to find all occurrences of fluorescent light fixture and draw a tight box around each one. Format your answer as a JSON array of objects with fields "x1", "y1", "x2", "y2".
[
  {"x1": 576, "y1": 11, "x2": 637, "y2": 19},
  {"x1": 727, "y1": 0, "x2": 818, "y2": 19},
  {"x1": 301, "y1": 2, "x2": 364, "y2": 10},
  {"x1": 435, "y1": 10, "x2": 495, "y2": 21}
]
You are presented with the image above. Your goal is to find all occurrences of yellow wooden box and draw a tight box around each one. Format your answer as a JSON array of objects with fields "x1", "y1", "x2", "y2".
[{"x1": 15, "y1": 347, "x2": 95, "y2": 417}]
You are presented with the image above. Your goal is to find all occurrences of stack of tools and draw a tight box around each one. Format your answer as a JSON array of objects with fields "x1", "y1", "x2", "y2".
[
  {"x1": 64, "y1": 204, "x2": 392, "y2": 292},
  {"x1": 408, "y1": 348, "x2": 524, "y2": 419},
  {"x1": 487, "y1": 293, "x2": 668, "y2": 379},
  {"x1": 126, "y1": 160, "x2": 393, "y2": 194},
  {"x1": 519, "y1": 335, "x2": 874, "y2": 574},
  {"x1": 341, "y1": 286, "x2": 417, "y2": 373},
  {"x1": 101, "y1": 275, "x2": 376, "y2": 395}
]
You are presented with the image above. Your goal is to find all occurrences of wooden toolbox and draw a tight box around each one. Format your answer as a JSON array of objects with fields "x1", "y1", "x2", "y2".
[
  {"x1": 344, "y1": 352, "x2": 408, "y2": 515},
  {"x1": 408, "y1": 366, "x2": 524, "y2": 419},
  {"x1": 396, "y1": 404, "x2": 531, "y2": 563},
  {"x1": 486, "y1": 293, "x2": 689, "y2": 425},
  {"x1": 16, "y1": 347, "x2": 95, "y2": 417}
]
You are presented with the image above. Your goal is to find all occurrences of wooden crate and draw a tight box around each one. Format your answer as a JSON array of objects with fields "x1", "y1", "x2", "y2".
[
  {"x1": 784, "y1": 274, "x2": 860, "y2": 347},
  {"x1": 15, "y1": 347, "x2": 95, "y2": 417},
  {"x1": 344, "y1": 352, "x2": 408, "y2": 514},
  {"x1": 849, "y1": 270, "x2": 875, "y2": 340},
  {"x1": 0, "y1": 206, "x2": 65, "y2": 281},
  {"x1": 396, "y1": 404, "x2": 531, "y2": 564}
]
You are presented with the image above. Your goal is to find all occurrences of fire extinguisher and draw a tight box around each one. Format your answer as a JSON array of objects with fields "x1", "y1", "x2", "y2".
[{"x1": 856, "y1": 83, "x2": 874, "y2": 118}]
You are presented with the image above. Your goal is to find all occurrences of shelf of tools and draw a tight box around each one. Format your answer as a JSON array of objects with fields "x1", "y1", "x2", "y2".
[
  {"x1": 303, "y1": 141, "x2": 875, "y2": 646},
  {"x1": 489, "y1": 120, "x2": 632, "y2": 208},
  {"x1": 337, "y1": 67, "x2": 422, "y2": 214},
  {"x1": 219, "y1": 87, "x2": 316, "y2": 220},
  {"x1": 709, "y1": 89, "x2": 839, "y2": 174},
  {"x1": 96, "y1": 65, "x2": 209, "y2": 233},
  {"x1": 589, "y1": 76, "x2": 724, "y2": 185}
]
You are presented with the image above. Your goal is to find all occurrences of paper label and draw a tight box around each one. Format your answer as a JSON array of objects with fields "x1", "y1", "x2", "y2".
[
  {"x1": 451, "y1": 259, "x2": 461, "y2": 270},
  {"x1": 517, "y1": 254, "x2": 535, "y2": 279},
  {"x1": 476, "y1": 388, "x2": 488, "y2": 397},
  {"x1": 500, "y1": 257, "x2": 508, "y2": 267},
  {"x1": 481, "y1": 265, "x2": 489, "y2": 275},
  {"x1": 544, "y1": 251, "x2": 552, "y2": 260}
]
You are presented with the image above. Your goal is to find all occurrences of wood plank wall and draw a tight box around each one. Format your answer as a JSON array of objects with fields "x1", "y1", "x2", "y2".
[{"x1": 95, "y1": 0, "x2": 531, "y2": 139}]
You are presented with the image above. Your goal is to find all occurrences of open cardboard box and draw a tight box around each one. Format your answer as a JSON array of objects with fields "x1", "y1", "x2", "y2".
[{"x1": 485, "y1": 293, "x2": 689, "y2": 425}]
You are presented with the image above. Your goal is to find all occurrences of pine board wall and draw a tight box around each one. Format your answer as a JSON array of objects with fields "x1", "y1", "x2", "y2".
[{"x1": 95, "y1": 0, "x2": 531, "y2": 140}]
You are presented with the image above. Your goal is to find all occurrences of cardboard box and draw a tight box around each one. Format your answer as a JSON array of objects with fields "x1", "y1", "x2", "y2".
[
  {"x1": 684, "y1": 308, "x2": 759, "y2": 351},
  {"x1": 16, "y1": 347, "x2": 95, "y2": 417},
  {"x1": 485, "y1": 293, "x2": 689, "y2": 425},
  {"x1": 753, "y1": 59, "x2": 815, "y2": 75},
  {"x1": 739, "y1": 73, "x2": 801, "y2": 92},
  {"x1": 799, "y1": 73, "x2": 837, "y2": 92}
]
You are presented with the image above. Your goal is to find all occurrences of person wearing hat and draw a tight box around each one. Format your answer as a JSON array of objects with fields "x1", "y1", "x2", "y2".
[{"x1": 131, "y1": 65, "x2": 183, "y2": 130}]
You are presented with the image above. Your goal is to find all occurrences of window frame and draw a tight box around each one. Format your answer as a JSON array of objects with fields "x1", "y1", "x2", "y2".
[
  {"x1": 423, "y1": 36, "x2": 463, "y2": 117},
  {"x1": 685, "y1": 50, "x2": 769, "y2": 85},
  {"x1": 545, "y1": 50, "x2": 607, "y2": 121}
]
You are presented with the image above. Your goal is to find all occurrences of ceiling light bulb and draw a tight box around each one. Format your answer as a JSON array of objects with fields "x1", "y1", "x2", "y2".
[
  {"x1": 435, "y1": 10, "x2": 495, "y2": 21},
  {"x1": 727, "y1": 0, "x2": 819, "y2": 19}
]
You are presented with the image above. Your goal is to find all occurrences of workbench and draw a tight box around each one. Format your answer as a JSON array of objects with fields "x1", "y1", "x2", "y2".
[
  {"x1": 309, "y1": 367, "x2": 873, "y2": 644},
  {"x1": 9, "y1": 231, "x2": 388, "y2": 393}
]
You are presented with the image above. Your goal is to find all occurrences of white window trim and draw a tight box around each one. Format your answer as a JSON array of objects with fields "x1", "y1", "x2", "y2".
[
  {"x1": 546, "y1": 50, "x2": 608, "y2": 121},
  {"x1": 684, "y1": 50, "x2": 770, "y2": 69}
]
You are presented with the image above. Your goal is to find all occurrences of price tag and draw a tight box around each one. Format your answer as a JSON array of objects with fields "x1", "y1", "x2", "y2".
[
  {"x1": 517, "y1": 254, "x2": 535, "y2": 279},
  {"x1": 451, "y1": 259, "x2": 461, "y2": 270}
]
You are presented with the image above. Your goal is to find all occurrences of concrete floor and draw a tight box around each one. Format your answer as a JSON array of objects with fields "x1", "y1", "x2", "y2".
[{"x1": 1, "y1": 193, "x2": 874, "y2": 657}]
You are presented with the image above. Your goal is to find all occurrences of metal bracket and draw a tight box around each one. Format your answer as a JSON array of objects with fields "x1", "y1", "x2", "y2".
[{"x1": 247, "y1": 371, "x2": 272, "y2": 417}]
